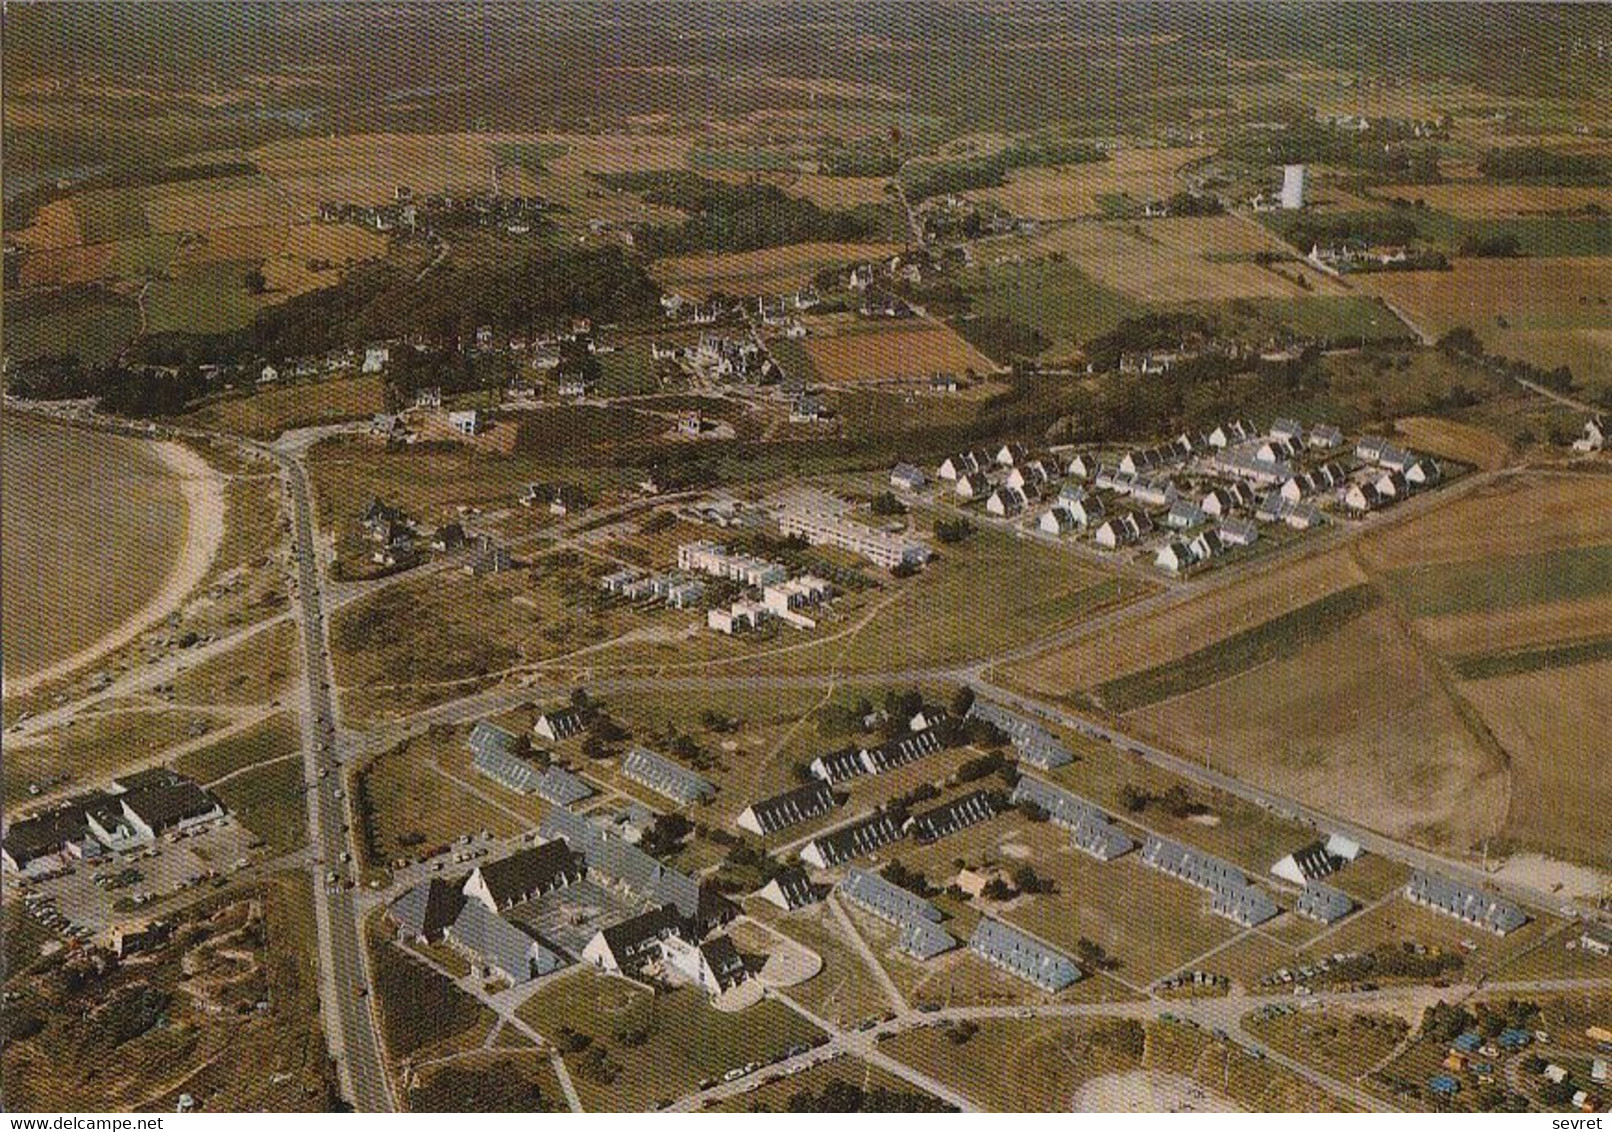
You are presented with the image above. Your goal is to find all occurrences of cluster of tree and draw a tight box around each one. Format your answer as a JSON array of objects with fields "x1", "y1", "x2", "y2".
[
  {"x1": 4, "y1": 160, "x2": 260, "y2": 234},
  {"x1": 818, "y1": 141, "x2": 902, "y2": 179},
  {"x1": 1315, "y1": 943, "x2": 1462, "y2": 988},
  {"x1": 1162, "y1": 190, "x2": 1224, "y2": 217},
  {"x1": 954, "y1": 750, "x2": 1013, "y2": 787},
  {"x1": 981, "y1": 864, "x2": 1055, "y2": 901},
  {"x1": 1075, "y1": 937, "x2": 1119, "y2": 972},
  {"x1": 1438, "y1": 325, "x2": 1579, "y2": 396},
  {"x1": 1457, "y1": 232, "x2": 1523, "y2": 258},
  {"x1": 595, "y1": 171, "x2": 891, "y2": 256},
  {"x1": 953, "y1": 313, "x2": 1049, "y2": 364},
  {"x1": 933, "y1": 517, "x2": 975, "y2": 545},
  {"x1": 881, "y1": 859, "x2": 934, "y2": 898},
  {"x1": 869, "y1": 491, "x2": 907, "y2": 517},
  {"x1": 902, "y1": 137, "x2": 1105, "y2": 202},
  {"x1": 1082, "y1": 311, "x2": 1215, "y2": 373},
  {"x1": 1221, "y1": 118, "x2": 1434, "y2": 180},
  {"x1": 1118, "y1": 782, "x2": 1207, "y2": 820},
  {"x1": 639, "y1": 812, "x2": 693, "y2": 858},
  {"x1": 1276, "y1": 211, "x2": 1422, "y2": 256},
  {"x1": 1479, "y1": 146, "x2": 1612, "y2": 185},
  {"x1": 779, "y1": 1079, "x2": 954, "y2": 1113}
]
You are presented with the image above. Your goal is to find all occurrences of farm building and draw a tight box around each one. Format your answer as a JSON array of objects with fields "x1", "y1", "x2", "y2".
[
  {"x1": 756, "y1": 866, "x2": 819, "y2": 911},
  {"x1": 809, "y1": 746, "x2": 869, "y2": 785},
  {"x1": 736, "y1": 781, "x2": 839, "y2": 836},
  {"x1": 969, "y1": 918, "x2": 1082, "y2": 992},
  {"x1": 906, "y1": 790, "x2": 1001, "y2": 843},
  {"x1": 622, "y1": 747, "x2": 715, "y2": 805},
  {"x1": 534, "y1": 706, "x2": 587, "y2": 742},
  {"x1": 799, "y1": 810, "x2": 906, "y2": 869},
  {"x1": 1406, "y1": 872, "x2": 1527, "y2": 936}
]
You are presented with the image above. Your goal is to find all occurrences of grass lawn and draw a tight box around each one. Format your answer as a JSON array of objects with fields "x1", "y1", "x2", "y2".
[
  {"x1": 744, "y1": 899, "x2": 896, "y2": 1027},
  {"x1": 174, "y1": 711, "x2": 301, "y2": 784},
  {"x1": 2, "y1": 290, "x2": 141, "y2": 365},
  {"x1": 368, "y1": 920, "x2": 494, "y2": 1063},
  {"x1": 706, "y1": 1055, "x2": 945, "y2": 1111},
  {"x1": 191, "y1": 374, "x2": 388, "y2": 439},
  {"x1": 355, "y1": 731, "x2": 524, "y2": 868},
  {"x1": 214, "y1": 757, "x2": 308, "y2": 856},
  {"x1": 517, "y1": 968, "x2": 824, "y2": 1111},
  {"x1": 167, "y1": 619, "x2": 300, "y2": 706},
  {"x1": 595, "y1": 344, "x2": 665, "y2": 397},
  {"x1": 406, "y1": 1050, "x2": 568, "y2": 1112}
]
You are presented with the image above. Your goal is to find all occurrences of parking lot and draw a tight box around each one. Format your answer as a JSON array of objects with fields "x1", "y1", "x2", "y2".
[{"x1": 16, "y1": 820, "x2": 258, "y2": 936}]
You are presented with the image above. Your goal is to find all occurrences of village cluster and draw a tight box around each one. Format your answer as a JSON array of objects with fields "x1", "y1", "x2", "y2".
[{"x1": 905, "y1": 415, "x2": 1445, "y2": 576}]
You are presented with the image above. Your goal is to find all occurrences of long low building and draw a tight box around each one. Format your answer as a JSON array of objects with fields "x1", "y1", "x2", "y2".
[
  {"x1": 540, "y1": 807, "x2": 709, "y2": 924},
  {"x1": 838, "y1": 867, "x2": 956, "y2": 960},
  {"x1": 737, "y1": 780, "x2": 838, "y2": 836},
  {"x1": 622, "y1": 746, "x2": 715, "y2": 805},
  {"x1": 1141, "y1": 836, "x2": 1279, "y2": 927},
  {"x1": 1406, "y1": 871, "x2": 1527, "y2": 936},
  {"x1": 907, "y1": 790, "x2": 1001, "y2": 844},
  {"x1": 1295, "y1": 881, "x2": 1355, "y2": 925},
  {"x1": 776, "y1": 504, "x2": 931, "y2": 570},
  {"x1": 1009, "y1": 776, "x2": 1136, "y2": 862},
  {"x1": 969, "y1": 917, "x2": 1081, "y2": 992},
  {"x1": 799, "y1": 810, "x2": 906, "y2": 869},
  {"x1": 966, "y1": 699, "x2": 1072, "y2": 769}
]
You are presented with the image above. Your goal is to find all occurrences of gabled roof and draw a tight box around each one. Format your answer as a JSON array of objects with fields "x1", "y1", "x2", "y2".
[
  {"x1": 810, "y1": 746, "x2": 867, "y2": 784},
  {"x1": 969, "y1": 918, "x2": 1081, "y2": 991},
  {"x1": 539, "y1": 807, "x2": 703, "y2": 918},
  {"x1": 739, "y1": 781, "x2": 838, "y2": 835},
  {"x1": 473, "y1": 841, "x2": 584, "y2": 907},
  {"x1": 449, "y1": 899, "x2": 562, "y2": 981},
  {"x1": 473, "y1": 741, "x2": 542, "y2": 793},
  {"x1": 840, "y1": 867, "x2": 943, "y2": 924},
  {"x1": 757, "y1": 866, "x2": 818, "y2": 910},
  {"x1": 801, "y1": 809, "x2": 906, "y2": 867},
  {"x1": 862, "y1": 727, "x2": 943, "y2": 774},
  {"x1": 598, "y1": 902, "x2": 685, "y2": 960},
  {"x1": 392, "y1": 878, "x2": 467, "y2": 940},
  {"x1": 1296, "y1": 880, "x2": 1354, "y2": 924},
  {"x1": 908, "y1": 790, "x2": 1000, "y2": 843},
  {"x1": 622, "y1": 747, "x2": 715, "y2": 805},
  {"x1": 535, "y1": 765, "x2": 593, "y2": 807}
]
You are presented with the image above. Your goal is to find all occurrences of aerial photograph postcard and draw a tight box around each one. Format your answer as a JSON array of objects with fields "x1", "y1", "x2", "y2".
[{"x1": 1, "y1": 0, "x2": 1609, "y2": 1120}]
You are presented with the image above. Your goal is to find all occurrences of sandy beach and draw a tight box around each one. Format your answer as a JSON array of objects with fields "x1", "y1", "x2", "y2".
[{"x1": 4, "y1": 438, "x2": 226, "y2": 697}]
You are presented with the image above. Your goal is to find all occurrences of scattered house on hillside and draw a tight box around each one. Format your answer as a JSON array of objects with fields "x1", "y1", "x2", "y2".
[{"x1": 1573, "y1": 417, "x2": 1606, "y2": 453}]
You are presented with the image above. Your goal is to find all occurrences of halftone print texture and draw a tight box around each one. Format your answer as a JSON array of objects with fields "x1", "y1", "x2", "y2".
[{"x1": 2, "y1": 1, "x2": 1610, "y2": 1117}]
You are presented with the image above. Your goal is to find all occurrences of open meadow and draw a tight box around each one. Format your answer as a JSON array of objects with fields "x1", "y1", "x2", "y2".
[{"x1": 962, "y1": 147, "x2": 1212, "y2": 220}]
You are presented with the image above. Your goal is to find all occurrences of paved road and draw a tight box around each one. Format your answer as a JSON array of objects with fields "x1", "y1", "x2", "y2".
[{"x1": 281, "y1": 451, "x2": 395, "y2": 1113}]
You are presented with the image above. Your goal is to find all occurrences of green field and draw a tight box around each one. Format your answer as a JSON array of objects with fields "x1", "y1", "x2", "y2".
[
  {"x1": 212, "y1": 757, "x2": 308, "y2": 856},
  {"x1": 109, "y1": 233, "x2": 183, "y2": 279},
  {"x1": 595, "y1": 344, "x2": 664, "y2": 396},
  {"x1": 1454, "y1": 634, "x2": 1612, "y2": 680},
  {"x1": 1096, "y1": 585, "x2": 1380, "y2": 713},
  {"x1": 1389, "y1": 544, "x2": 1612, "y2": 616},
  {"x1": 174, "y1": 713, "x2": 301, "y2": 784},
  {"x1": 517, "y1": 969, "x2": 823, "y2": 1111},
  {"x1": 1208, "y1": 295, "x2": 1416, "y2": 344},
  {"x1": 369, "y1": 925, "x2": 492, "y2": 1061},
  {"x1": 72, "y1": 186, "x2": 152, "y2": 244},
  {"x1": 2, "y1": 290, "x2": 140, "y2": 365},
  {"x1": 145, "y1": 260, "x2": 264, "y2": 334},
  {"x1": 965, "y1": 258, "x2": 1143, "y2": 359}
]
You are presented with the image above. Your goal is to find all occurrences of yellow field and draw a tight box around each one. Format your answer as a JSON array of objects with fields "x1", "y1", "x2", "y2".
[
  {"x1": 1127, "y1": 607, "x2": 1509, "y2": 850},
  {"x1": 1027, "y1": 219, "x2": 1343, "y2": 302},
  {"x1": 653, "y1": 240, "x2": 900, "y2": 298},
  {"x1": 1390, "y1": 416, "x2": 1513, "y2": 470},
  {"x1": 17, "y1": 242, "x2": 117, "y2": 286},
  {"x1": 1377, "y1": 182, "x2": 1612, "y2": 217},
  {"x1": 174, "y1": 224, "x2": 288, "y2": 265},
  {"x1": 1359, "y1": 257, "x2": 1612, "y2": 389},
  {"x1": 13, "y1": 198, "x2": 83, "y2": 250},
  {"x1": 1005, "y1": 548, "x2": 1365, "y2": 696},
  {"x1": 802, "y1": 321, "x2": 999, "y2": 382},
  {"x1": 787, "y1": 173, "x2": 893, "y2": 208},
  {"x1": 1417, "y1": 594, "x2": 1612, "y2": 656},
  {"x1": 144, "y1": 179, "x2": 290, "y2": 233},
  {"x1": 192, "y1": 374, "x2": 388, "y2": 439},
  {"x1": 1354, "y1": 471, "x2": 1612, "y2": 570},
  {"x1": 1461, "y1": 660, "x2": 1612, "y2": 861},
  {"x1": 964, "y1": 146, "x2": 1212, "y2": 219}
]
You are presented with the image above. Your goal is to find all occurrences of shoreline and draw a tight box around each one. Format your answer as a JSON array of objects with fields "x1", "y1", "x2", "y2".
[{"x1": 4, "y1": 438, "x2": 227, "y2": 699}]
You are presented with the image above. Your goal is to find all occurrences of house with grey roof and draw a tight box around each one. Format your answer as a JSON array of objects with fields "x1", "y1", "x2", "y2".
[
  {"x1": 534, "y1": 765, "x2": 593, "y2": 807},
  {"x1": 622, "y1": 747, "x2": 715, "y2": 805},
  {"x1": 464, "y1": 842, "x2": 585, "y2": 912},
  {"x1": 861, "y1": 727, "x2": 945, "y2": 774},
  {"x1": 1295, "y1": 881, "x2": 1355, "y2": 925},
  {"x1": 390, "y1": 878, "x2": 466, "y2": 942},
  {"x1": 1141, "y1": 835, "x2": 1279, "y2": 927},
  {"x1": 907, "y1": 790, "x2": 1001, "y2": 844},
  {"x1": 809, "y1": 746, "x2": 868, "y2": 785},
  {"x1": 447, "y1": 899, "x2": 564, "y2": 984},
  {"x1": 967, "y1": 699, "x2": 1073, "y2": 769},
  {"x1": 581, "y1": 903, "x2": 686, "y2": 975},
  {"x1": 664, "y1": 933, "x2": 749, "y2": 995},
  {"x1": 1406, "y1": 872, "x2": 1527, "y2": 936},
  {"x1": 539, "y1": 807, "x2": 707, "y2": 921},
  {"x1": 1270, "y1": 840, "x2": 1343, "y2": 886},
  {"x1": 737, "y1": 781, "x2": 838, "y2": 836},
  {"x1": 757, "y1": 866, "x2": 819, "y2": 911},
  {"x1": 969, "y1": 918, "x2": 1081, "y2": 991},
  {"x1": 838, "y1": 868, "x2": 957, "y2": 960},
  {"x1": 472, "y1": 739, "x2": 544, "y2": 795},
  {"x1": 799, "y1": 809, "x2": 906, "y2": 869}
]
